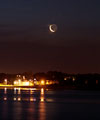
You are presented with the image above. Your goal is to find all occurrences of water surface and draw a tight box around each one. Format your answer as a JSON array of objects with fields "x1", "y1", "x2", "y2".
[{"x1": 0, "y1": 88, "x2": 100, "y2": 120}]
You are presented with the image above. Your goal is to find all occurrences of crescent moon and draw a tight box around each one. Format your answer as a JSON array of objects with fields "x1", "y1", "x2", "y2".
[{"x1": 49, "y1": 25, "x2": 55, "y2": 33}]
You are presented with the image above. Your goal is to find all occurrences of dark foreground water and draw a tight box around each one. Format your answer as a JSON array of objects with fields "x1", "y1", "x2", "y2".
[{"x1": 0, "y1": 88, "x2": 100, "y2": 120}]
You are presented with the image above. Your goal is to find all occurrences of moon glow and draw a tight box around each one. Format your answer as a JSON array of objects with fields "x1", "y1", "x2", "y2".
[{"x1": 49, "y1": 24, "x2": 57, "y2": 33}]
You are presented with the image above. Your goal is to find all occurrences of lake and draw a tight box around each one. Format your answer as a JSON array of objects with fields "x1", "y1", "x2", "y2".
[{"x1": 0, "y1": 88, "x2": 100, "y2": 120}]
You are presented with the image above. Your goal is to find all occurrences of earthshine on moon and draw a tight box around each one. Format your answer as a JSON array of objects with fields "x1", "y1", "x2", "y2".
[{"x1": 49, "y1": 24, "x2": 57, "y2": 33}]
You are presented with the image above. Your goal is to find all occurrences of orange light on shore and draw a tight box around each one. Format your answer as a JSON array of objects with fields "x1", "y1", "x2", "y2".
[
  {"x1": 13, "y1": 80, "x2": 33, "y2": 86},
  {"x1": 40, "y1": 80, "x2": 45, "y2": 85},
  {"x1": 22, "y1": 81, "x2": 29, "y2": 86},
  {"x1": 4, "y1": 79, "x2": 7, "y2": 85},
  {"x1": 18, "y1": 79, "x2": 21, "y2": 85},
  {"x1": 14, "y1": 81, "x2": 18, "y2": 85}
]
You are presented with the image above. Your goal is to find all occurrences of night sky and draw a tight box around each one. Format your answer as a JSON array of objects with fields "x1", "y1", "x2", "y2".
[{"x1": 0, "y1": 0, "x2": 100, "y2": 73}]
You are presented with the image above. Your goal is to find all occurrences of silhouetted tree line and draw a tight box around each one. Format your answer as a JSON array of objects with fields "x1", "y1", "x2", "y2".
[{"x1": 0, "y1": 72, "x2": 100, "y2": 89}]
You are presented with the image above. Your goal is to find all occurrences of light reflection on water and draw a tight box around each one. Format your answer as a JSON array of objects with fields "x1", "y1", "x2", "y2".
[
  {"x1": 18, "y1": 88, "x2": 21, "y2": 95},
  {"x1": 14, "y1": 88, "x2": 17, "y2": 94},
  {"x1": 2, "y1": 88, "x2": 47, "y2": 120},
  {"x1": 3, "y1": 88, "x2": 48, "y2": 102},
  {"x1": 40, "y1": 88, "x2": 45, "y2": 102},
  {"x1": 4, "y1": 87, "x2": 7, "y2": 94},
  {"x1": 30, "y1": 97, "x2": 34, "y2": 102},
  {"x1": 4, "y1": 97, "x2": 7, "y2": 101},
  {"x1": 39, "y1": 100, "x2": 46, "y2": 120},
  {"x1": 18, "y1": 97, "x2": 21, "y2": 101},
  {"x1": 1, "y1": 88, "x2": 47, "y2": 120},
  {"x1": 1, "y1": 88, "x2": 100, "y2": 120},
  {"x1": 13, "y1": 97, "x2": 17, "y2": 101},
  {"x1": 39, "y1": 88, "x2": 46, "y2": 120}
]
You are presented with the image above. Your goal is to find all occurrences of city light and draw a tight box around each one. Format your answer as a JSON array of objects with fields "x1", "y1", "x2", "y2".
[
  {"x1": 4, "y1": 79, "x2": 7, "y2": 85},
  {"x1": 0, "y1": 74, "x2": 58, "y2": 87},
  {"x1": 40, "y1": 80, "x2": 45, "y2": 85},
  {"x1": 22, "y1": 81, "x2": 29, "y2": 86},
  {"x1": 46, "y1": 80, "x2": 49, "y2": 85},
  {"x1": 14, "y1": 80, "x2": 33, "y2": 86}
]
